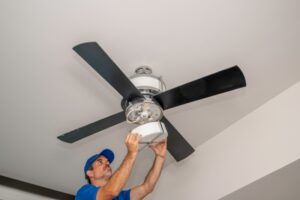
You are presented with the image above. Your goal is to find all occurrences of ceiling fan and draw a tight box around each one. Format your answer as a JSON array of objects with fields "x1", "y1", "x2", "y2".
[{"x1": 57, "y1": 42, "x2": 246, "y2": 161}]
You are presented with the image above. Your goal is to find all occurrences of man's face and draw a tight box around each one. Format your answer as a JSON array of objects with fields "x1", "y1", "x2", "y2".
[{"x1": 89, "y1": 155, "x2": 112, "y2": 181}]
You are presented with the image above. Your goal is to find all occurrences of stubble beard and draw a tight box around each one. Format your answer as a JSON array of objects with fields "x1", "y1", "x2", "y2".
[{"x1": 99, "y1": 168, "x2": 112, "y2": 181}]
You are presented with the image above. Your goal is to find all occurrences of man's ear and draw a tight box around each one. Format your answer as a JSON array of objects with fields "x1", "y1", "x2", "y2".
[{"x1": 86, "y1": 170, "x2": 93, "y2": 179}]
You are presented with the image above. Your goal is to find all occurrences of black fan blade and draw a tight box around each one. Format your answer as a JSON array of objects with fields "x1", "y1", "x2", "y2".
[
  {"x1": 161, "y1": 117, "x2": 195, "y2": 161},
  {"x1": 57, "y1": 111, "x2": 126, "y2": 143},
  {"x1": 154, "y1": 66, "x2": 246, "y2": 110},
  {"x1": 73, "y1": 42, "x2": 143, "y2": 101}
]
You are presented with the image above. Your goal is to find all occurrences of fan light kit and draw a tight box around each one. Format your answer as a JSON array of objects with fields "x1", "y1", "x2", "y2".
[
  {"x1": 123, "y1": 66, "x2": 165, "y2": 125},
  {"x1": 125, "y1": 67, "x2": 167, "y2": 145},
  {"x1": 57, "y1": 42, "x2": 246, "y2": 161}
]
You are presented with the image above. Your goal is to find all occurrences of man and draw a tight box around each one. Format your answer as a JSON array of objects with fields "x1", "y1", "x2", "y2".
[{"x1": 75, "y1": 133, "x2": 167, "y2": 200}]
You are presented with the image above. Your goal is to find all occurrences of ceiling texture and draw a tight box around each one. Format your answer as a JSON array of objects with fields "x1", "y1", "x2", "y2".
[{"x1": 0, "y1": 0, "x2": 299, "y2": 195}]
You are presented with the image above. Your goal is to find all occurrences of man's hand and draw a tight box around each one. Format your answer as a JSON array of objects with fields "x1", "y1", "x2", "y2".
[
  {"x1": 149, "y1": 139, "x2": 167, "y2": 159},
  {"x1": 125, "y1": 133, "x2": 141, "y2": 156}
]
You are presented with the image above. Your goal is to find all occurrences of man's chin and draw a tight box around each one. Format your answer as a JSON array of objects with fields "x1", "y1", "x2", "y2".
[{"x1": 104, "y1": 173, "x2": 112, "y2": 180}]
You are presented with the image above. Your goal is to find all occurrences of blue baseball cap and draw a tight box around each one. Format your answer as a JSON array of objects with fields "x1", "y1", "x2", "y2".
[{"x1": 84, "y1": 148, "x2": 115, "y2": 174}]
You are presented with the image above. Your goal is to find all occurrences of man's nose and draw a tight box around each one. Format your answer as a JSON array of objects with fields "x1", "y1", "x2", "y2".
[{"x1": 104, "y1": 162, "x2": 110, "y2": 167}]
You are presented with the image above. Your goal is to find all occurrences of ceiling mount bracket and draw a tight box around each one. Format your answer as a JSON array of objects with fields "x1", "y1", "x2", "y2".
[{"x1": 135, "y1": 66, "x2": 152, "y2": 75}]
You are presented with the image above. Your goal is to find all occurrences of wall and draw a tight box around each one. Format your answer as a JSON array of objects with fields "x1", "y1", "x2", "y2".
[
  {"x1": 150, "y1": 81, "x2": 300, "y2": 200},
  {"x1": 221, "y1": 159, "x2": 300, "y2": 200}
]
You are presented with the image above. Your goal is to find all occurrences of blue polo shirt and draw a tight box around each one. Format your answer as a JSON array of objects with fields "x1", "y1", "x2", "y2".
[{"x1": 75, "y1": 184, "x2": 131, "y2": 200}]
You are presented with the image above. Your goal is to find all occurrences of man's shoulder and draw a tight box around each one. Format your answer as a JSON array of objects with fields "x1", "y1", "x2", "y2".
[
  {"x1": 75, "y1": 184, "x2": 131, "y2": 200},
  {"x1": 75, "y1": 184, "x2": 99, "y2": 200},
  {"x1": 78, "y1": 184, "x2": 98, "y2": 191}
]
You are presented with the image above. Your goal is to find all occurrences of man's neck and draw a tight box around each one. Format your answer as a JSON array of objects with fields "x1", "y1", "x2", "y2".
[{"x1": 91, "y1": 178, "x2": 108, "y2": 187}]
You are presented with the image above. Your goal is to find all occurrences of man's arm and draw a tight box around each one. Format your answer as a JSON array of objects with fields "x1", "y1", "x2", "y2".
[
  {"x1": 97, "y1": 133, "x2": 141, "y2": 200},
  {"x1": 130, "y1": 140, "x2": 167, "y2": 200}
]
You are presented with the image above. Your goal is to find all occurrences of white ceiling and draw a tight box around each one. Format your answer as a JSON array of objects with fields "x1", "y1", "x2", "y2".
[{"x1": 0, "y1": 0, "x2": 299, "y2": 195}]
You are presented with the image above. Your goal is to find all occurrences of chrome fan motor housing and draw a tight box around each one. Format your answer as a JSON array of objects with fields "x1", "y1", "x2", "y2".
[{"x1": 121, "y1": 66, "x2": 166, "y2": 124}]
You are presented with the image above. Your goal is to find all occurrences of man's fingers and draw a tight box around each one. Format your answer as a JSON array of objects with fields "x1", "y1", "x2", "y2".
[
  {"x1": 125, "y1": 133, "x2": 133, "y2": 144},
  {"x1": 130, "y1": 133, "x2": 136, "y2": 142},
  {"x1": 125, "y1": 134, "x2": 130, "y2": 143},
  {"x1": 126, "y1": 133, "x2": 141, "y2": 144},
  {"x1": 125, "y1": 133, "x2": 133, "y2": 143},
  {"x1": 137, "y1": 134, "x2": 142, "y2": 142},
  {"x1": 132, "y1": 133, "x2": 138, "y2": 140}
]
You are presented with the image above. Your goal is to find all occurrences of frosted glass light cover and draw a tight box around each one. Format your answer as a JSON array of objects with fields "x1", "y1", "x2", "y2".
[{"x1": 130, "y1": 121, "x2": 168, "y2": 150}]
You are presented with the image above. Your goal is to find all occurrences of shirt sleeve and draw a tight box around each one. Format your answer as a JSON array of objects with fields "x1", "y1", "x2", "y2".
[
  {"x1": 75, "y1": 184, "x2": 98, "y2": 200},
  {"x1": 119, "y1": 189, "x2": 131, "y2": 200}
]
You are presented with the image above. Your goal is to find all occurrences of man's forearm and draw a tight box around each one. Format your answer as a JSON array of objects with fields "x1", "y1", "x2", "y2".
[
  {"x1": 143, "y1": 155, "x2": 165, "y2": 193},
  {"x1": 104, "y1": 152, "x2": 137, "y2": 195}
]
